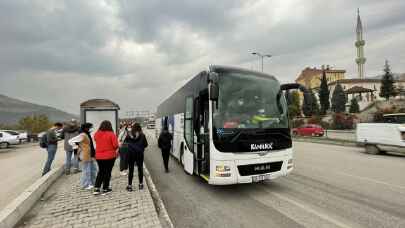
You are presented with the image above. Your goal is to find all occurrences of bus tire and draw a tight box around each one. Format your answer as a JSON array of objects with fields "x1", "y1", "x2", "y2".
[{"x1": 365, "y1": 144, "x2": 380, "y2": 155}]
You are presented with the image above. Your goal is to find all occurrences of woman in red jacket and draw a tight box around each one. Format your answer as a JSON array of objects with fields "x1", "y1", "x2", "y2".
[{"x1": 93, "y1": 120, "x2": 119, "y2": 195}]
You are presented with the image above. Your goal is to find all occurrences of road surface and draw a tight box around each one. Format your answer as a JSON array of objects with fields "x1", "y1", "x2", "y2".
[
  {"x1": 0, "y1": 143, "x2": 64, "y2": 210},
  {"x1": 144, "y1": 132, "x2": 405, "y2": 228}
]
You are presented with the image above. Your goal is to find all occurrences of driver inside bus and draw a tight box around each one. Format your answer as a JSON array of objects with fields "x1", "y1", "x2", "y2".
[{"x1": 224, "y1": 90, "x2": 266, "y2": 128}]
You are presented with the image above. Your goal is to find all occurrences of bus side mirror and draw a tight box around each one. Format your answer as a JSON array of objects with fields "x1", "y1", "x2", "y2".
[
  {"x1": 280, "y1": 83, "x2": 312, "y2": 104},
  {"x1": 209, "y1": 83, "x2": 219, "y2": 101}
]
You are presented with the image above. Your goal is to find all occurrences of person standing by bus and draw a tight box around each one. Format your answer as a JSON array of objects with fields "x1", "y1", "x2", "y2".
[
  {"x1": 118, "y1": 124, "x2": 129, "y2": 176},
  {"x1": 42, "y1": 122, "x2": 63, "y2": 176},
  {"x1": 93, "y1": 121, "x2": 119, "y2": 195},
  {"x1": 61, "y1": 119, "x2": 80, "y2": 175},
  {"x1": 158, "y1": 126, "x2": 172, "y2": 173},
  {"x1": 125, "y1": 123, "x2": 148, "y2": 191},
  {"x1": 68, "y1": 123, "x2": 97, "y2": 190}
]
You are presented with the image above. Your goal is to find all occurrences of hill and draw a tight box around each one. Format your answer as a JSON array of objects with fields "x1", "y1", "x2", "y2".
[{"x1": 0, "y1": 94, "x2": 78, "y2": 125}]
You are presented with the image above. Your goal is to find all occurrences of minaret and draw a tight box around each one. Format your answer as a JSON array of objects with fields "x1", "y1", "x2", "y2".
[{"x1": 355, "y1": 8, "x2": 366, "y2": 79}]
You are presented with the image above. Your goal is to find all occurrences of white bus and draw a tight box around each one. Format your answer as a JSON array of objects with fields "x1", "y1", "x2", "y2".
[{"x1": 156, "y1": 65, "x2": 309, "y2": 185}]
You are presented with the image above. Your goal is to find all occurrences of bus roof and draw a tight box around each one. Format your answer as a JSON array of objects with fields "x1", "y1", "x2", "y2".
[{"x1": 210, "y1": 65, "x2": 277, "y2": 80}]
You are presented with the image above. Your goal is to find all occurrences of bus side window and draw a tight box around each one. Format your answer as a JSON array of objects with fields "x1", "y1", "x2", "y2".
[{"x1": 184, "y1": 96, "x2": 194, "y2": 151}]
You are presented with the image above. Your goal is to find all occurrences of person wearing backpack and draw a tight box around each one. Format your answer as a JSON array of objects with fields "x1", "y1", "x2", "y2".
[
  {"x1": 61, "y1": 119, "x2": 80, "y2": 175},
  {"x1": 158, "y1": 126, "x2": 172, "y2": 173},
  {"x1": 42, "y1": 122, "x2": 63, "y2": 176},
  {"x1": 125, "y1": 123, "x2": 148, "y2": 191}
]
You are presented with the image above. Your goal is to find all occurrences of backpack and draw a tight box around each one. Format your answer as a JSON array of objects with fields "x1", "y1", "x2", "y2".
[
  {"x1": 39, "y1": 133, "x2": 48, "y2": 148},
  {"x1": 159, "y1": 132, "x2": 172, "y2": 150}
]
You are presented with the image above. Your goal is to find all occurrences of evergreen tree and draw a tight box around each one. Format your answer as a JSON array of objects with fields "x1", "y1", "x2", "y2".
[
  {"x1": 349, "y1": 98, "x2": 360, "y2": 113},
  {"x1": 380, "y1": 60, "x2": 398, "y2": 100},
  {"x1": 331, "y1": 83, "x2": 347, "y2": 113},
  {"x1": 310, "y1": 91, "x2": 320, "y2": 115},
  {"x1": 302, "y1": 90, "x2": 319, "y2": 116},
  {"x1": 318, "y1": 70, "x2": 330, "y2": 115}
]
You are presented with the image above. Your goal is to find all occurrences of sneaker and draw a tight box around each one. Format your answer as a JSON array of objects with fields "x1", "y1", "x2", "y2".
[
  {"x1": 102, "y1": 188, "x2": 112, "y2": 195},
  {"x1": 93, "y1": 188, "x2": 101, "y2": 195},
  {"x1": 126, "y1": 185, "x2": 133, "y2": 192},
  {"x1": 139, "y1": 183, "x2": 144, "y2": 190},
  {"x1": 120, "y1": 171, "x2": 128, "y2": 176},
  {"x1": 85, "y1": 185, "x2": 94, "y2": 190},
  {"x1": 65, "y1": 170, "x2": 71, "y2": 175}
]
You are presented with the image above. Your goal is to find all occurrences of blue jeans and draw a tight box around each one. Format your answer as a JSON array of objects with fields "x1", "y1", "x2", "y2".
[
  {"x1": 65, "y1": 150, "x2": 79, "y2": 171},
  {"x1": 42, "y1": 144, "x2": 57, "y2": 176},
  {"x1": 81, "y1": 160, "x2": 97, "y2": 188}
]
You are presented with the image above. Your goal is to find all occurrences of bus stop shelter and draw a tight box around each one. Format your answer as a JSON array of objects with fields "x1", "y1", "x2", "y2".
[{"x1": 80, "y1": 99, "x2": 120, "y2": 135}]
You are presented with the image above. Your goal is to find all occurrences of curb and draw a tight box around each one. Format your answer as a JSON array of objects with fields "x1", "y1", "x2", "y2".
[
  {"x1": 144, "y1": 165, "x2": 174, "y2": 228},
  {"x1": 293, "y1": 137, "x2": 359, "y2": 147},
  {"x1": 0, "y1": 165, "x2": 64, "y2": 228}
]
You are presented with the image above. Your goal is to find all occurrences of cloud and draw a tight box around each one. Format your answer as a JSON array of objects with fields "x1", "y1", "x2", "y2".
[{"x1": 0, "y1": 0, "x2": 404, "y2": 115}]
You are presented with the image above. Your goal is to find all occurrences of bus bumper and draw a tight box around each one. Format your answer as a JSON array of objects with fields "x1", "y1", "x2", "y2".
[{"x1": 208, "y1": 154, "x2": 293, "y2": 185}]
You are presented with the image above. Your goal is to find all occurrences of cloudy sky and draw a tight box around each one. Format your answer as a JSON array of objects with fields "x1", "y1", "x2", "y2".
[{"x1": 0, "y1": 0, "x2": 404, "y2": 115}]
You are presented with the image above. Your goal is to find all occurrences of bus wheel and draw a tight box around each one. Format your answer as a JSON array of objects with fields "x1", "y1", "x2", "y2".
[{"x1": 365, "y1": 144, "x2": 380, "y2": 155}]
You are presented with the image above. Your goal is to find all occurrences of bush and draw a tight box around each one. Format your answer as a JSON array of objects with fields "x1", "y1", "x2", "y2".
[
  {"x1": 320, "y1": 121, "x2": 331, "y2": 129},
  {"x1": 332, "y1": 113, "x2": 355, "y2": 130},
  {"x1": 373, "y1": 106, "x2": 396, "y2": 122}
]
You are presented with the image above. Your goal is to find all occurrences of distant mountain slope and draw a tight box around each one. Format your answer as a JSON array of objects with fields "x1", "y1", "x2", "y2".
[{"x1": 0, "y1": 94, "x2": 78, "y2": 124}]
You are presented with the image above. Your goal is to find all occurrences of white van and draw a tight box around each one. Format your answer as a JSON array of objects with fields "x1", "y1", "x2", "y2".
[{"x1": 356, "y1": 123, "x2": 405, "y2": 155}]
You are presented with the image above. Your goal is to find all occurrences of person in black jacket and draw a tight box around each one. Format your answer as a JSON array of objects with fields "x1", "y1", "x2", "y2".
[
  {"x1": 158, "y1": 126, "x2": 173, "y2": 173},
  {"x1": 125, "y1": 123, "x2": 148, "y2": 191}
]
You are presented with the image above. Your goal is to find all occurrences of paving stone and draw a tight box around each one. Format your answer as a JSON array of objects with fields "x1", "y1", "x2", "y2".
[{"x1": 18, "y1": 166, "x2": 162, "y2": 228}]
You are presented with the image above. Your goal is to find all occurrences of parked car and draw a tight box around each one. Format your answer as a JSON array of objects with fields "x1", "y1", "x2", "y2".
[
  {"x1": 292, "y1": 124, "x2": 325, "y2": 137},
  {"x1": 382, "y1": 113, "x2": 405, "y2": 124},
  {"x1": 2, "y1": 130, "x2": 27, "y2": 143},
  {"x1": 0, "y1": 131, "x2": 20, "y2": 148}
]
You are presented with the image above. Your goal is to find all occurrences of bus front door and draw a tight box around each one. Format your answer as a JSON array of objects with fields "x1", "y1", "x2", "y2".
[{"x1": 196, "y1": 95, "x2": 210, "y2": 177}]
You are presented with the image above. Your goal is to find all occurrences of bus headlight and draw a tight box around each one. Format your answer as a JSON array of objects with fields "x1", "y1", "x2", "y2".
[
  {"x1": 215, "y1": 165, "x2": 231, "y2": 177},
  {"x1": 216, "y1": 165, "x2": 231, "y2": 172}
]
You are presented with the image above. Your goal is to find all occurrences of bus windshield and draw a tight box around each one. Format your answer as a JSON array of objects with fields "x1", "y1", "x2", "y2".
[{"x1": 213, "y1": 71, "x2": 288, "y2": 130}]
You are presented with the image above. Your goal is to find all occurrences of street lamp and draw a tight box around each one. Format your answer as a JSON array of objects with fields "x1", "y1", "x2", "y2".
[{"x1": 252, "y1": 52, "x2": 272, "y2": 72}]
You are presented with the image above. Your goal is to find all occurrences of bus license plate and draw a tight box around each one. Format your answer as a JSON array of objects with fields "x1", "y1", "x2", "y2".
[{"x1": 252, "y1": 174, "x2": 271, "y2": 182}]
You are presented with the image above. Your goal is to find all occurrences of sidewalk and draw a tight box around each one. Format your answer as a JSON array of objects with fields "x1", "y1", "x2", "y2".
[{"x1": 17, "y1": 165, "x2": 162, "y2": 228}]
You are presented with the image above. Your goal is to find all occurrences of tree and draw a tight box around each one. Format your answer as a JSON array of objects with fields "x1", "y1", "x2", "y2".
[
  {"x1": 380, "y1": 60, "x2": 398, "y2": 100},
  {"x1": 310, "y1": 91, "x2": 320, "y2": 115},
  {"x1": 318, "y1": 70, "x2": 330, "y2": 115},
  {"x1": 349, "y1": 98, "x2": 360, "y2": 113},
  {"x1": 302, "y1": 90, "x2": 319, "y2": 117},
  {"x1": 18, "y1": 114, "x2": 52, "y2": 134},
  {"x1": 331, "y1": 83, "x2": 347, "y2": 113},
  {"x1": 287, "y1": 91, "x2": 301, "y2": 119}
]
